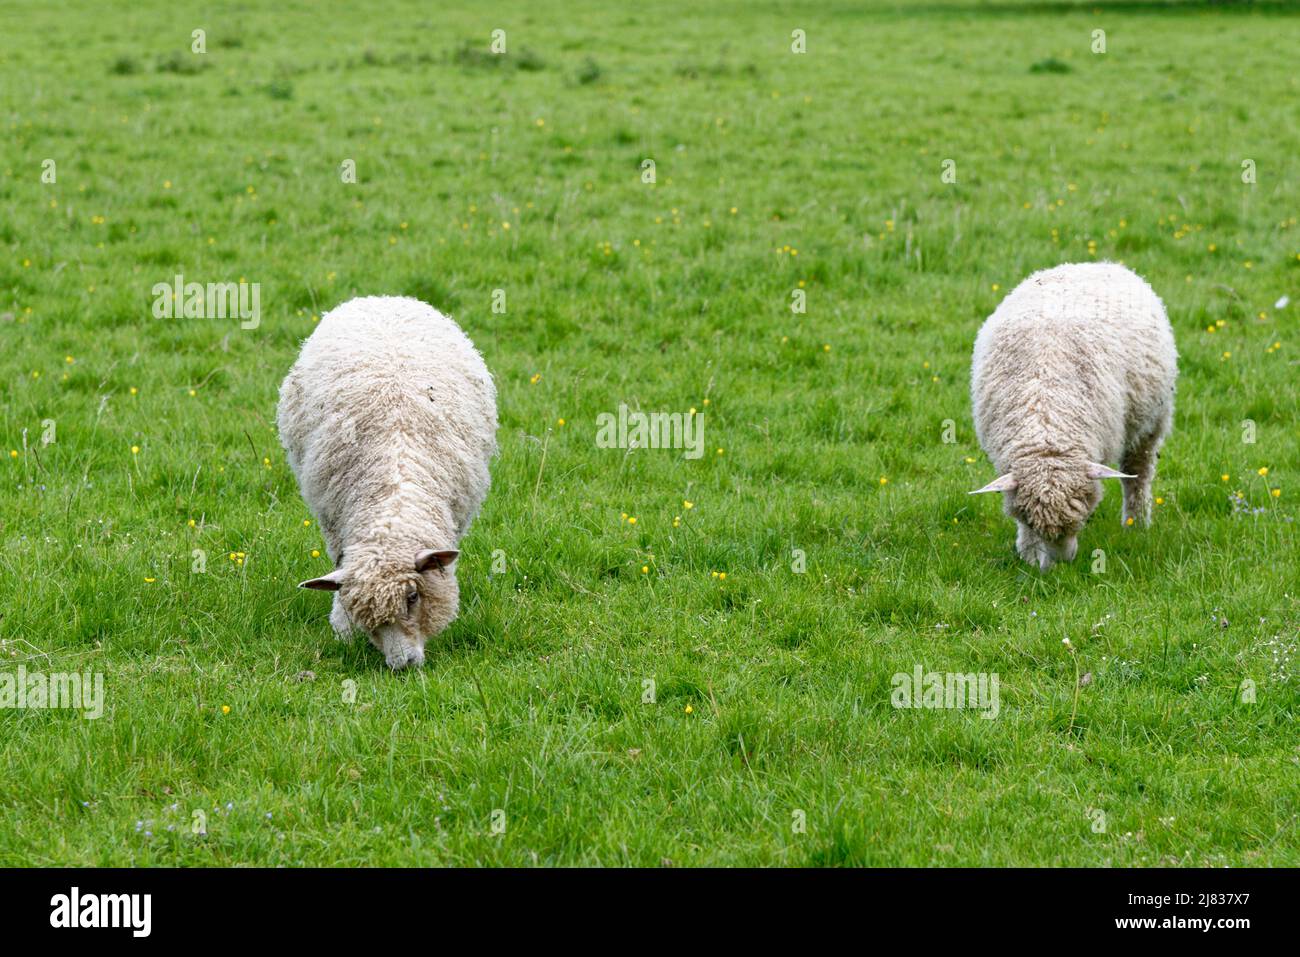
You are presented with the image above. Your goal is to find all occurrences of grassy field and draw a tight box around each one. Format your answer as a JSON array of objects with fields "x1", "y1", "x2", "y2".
[{"x1": 1, "y1": 0, "x2": 1297, "y2": 866}]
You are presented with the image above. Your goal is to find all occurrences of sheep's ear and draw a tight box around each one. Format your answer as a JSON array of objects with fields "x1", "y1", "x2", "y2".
[
  {"x1": 1086, "y1": 462, "x2": 1137, "y2": 480},
  {"x1": 299, "y1": 568, "x2": 346, "y2": 591},
  {"x1": 415, "y1": 549, "x2": 459, "y2": 572},
  {"x1": 969, "y1": 473, "x2": 1017, "y2": 494}
]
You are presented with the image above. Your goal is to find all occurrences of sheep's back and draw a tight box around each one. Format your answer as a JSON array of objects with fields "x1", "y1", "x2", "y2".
[
  {"x1": 971, "y1": 263, "x2": 1176, "y2": 465},
  {"x1": 277, "y1": 296, "x2": 498, "y2": 543}
]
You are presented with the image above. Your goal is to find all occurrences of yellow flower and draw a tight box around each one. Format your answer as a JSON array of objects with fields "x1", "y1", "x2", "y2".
[
  {"x1": 530, "y1": 373, "x2": 541, "y2": 384},
  {"x1": 1126, "y1": 517, "x2": 1134, "y2": 526},
  {"x1": 188, "y1": 389, "x2": 197, "y2": 397},
  {"x1": 716, "y1": 448, "x2": 724, "y2": 456},
  {"x1": 683, "y1": 500, "x2": 694, "y2": 509},
  {"x1": 640, "y1": 565, "x2": 649, "y2": 574},
  {"x1": 131, "y1": 445, "x2": 140, "y2": 455},
  {"x1": 1258, "y1": 467, "x2": 1269, "y2": 476},
  {"x1": 627, "y1": 516, "x2": 637, "y2": 525},
  {"x1": 188, "y1": 519, "x2": 196, "y2": 527},
  {"x1": 1221, "y1": 474, "x2": 1230, "y2": 482},
  {"x1": 221, "y1": 705, "x2": 231, "y2": 715},
  {"x1": 1155, "y1": 497, "x2": 1164, "y2": 505},
  {"x1": 311, "y1": 549, "x2": 320, "y2": 557},
  {"x1": 1271, "y1": 488, "x2": 1281, "y2": 498},
  {"x1": 684, "y1": 704, "x2": 693, "y2": 714},
  {"x1": 8, "y1": 450, "x2": 17, "y2": 458},
  {"x1": 557, "y1": 418, "x2": 566, "y2": 427},
  {"x1": 879, "y1": 476, "x2": 888, "y2": 485},
  {"x1": 144, "y1": 577, "x2": 156, "y2": 583},
  {"x1": 65, "y1": 355, "x2": 74, "y2": 364},
  {"x1": 718, "y1": 572, "x2": 726, "y2": 580},
  {"x1": 129, "y1": 386, "x2": 138, "y2": 395}
]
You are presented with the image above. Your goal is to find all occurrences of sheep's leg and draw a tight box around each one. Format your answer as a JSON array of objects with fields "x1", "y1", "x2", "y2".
[
  {"x1": 1015, "y1": 521, "x2": 1048, "y2": 569},
  {"x1": 1121, "y1": 431, "x2": 1164, "y2": 528},
  {"x1": 329, "y1": 594, "x2": 354, "y2": 640},
  {"x1": 322, "y1": 530, "x2": 354, "y2": 639}
]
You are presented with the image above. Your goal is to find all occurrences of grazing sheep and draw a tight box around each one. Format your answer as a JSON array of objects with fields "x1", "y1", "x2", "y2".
[
  {"x1": 277, "y1": 296, "x2": 497, "y2": 668},
  {"x1": 969, "y1": 263, "x2": 1177, "y2": 570}
]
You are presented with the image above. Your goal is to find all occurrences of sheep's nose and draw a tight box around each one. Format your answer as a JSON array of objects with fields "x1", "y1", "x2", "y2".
[
  {"x1": 378, "y1": 626, "x2": 425, "y2": 670},
  {"x1": 384, "y1": 644, "x2": 424, "y2": 670}
]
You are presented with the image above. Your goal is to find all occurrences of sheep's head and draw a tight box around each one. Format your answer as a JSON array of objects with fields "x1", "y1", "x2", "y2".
[
  {"x1": 971, "y1": 461, "x2": 1132, "y2": 570},
  {"x1": 299, "y1": 549, "x2": 460, "y2": 669}
]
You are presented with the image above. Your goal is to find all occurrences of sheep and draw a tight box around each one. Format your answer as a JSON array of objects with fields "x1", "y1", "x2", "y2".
[
  {"x1": 277, "y1": 296, "x2": 497, "y2": 668},
  {"x1": 969, "y1": 262, "x2": 1177, "y2": 570}
]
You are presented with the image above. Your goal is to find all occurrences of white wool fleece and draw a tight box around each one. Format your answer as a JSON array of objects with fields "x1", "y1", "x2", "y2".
[
  {"x1": 277, "y1": 296, "x2": 498, "y2": 667},
  {"x1": 970, "y1": 263, "x2": 1177, "y2": 570}
]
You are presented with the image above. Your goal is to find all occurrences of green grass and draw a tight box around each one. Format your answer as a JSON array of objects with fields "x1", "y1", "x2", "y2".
[{"x1": 1, "y1": 0, "x2": 1298, "y2": 866}]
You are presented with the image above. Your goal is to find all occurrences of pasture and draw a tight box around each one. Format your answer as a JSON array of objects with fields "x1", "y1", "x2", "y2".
[{"x1": 0, "y1": 0, "x2": 1297, "y2": 865}]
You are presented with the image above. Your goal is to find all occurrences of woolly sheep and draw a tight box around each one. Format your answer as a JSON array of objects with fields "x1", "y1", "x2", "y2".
[
  {"x1": 969, "y1": 263, "x2": 1177, "y2": 570},
  {"x1": 277, "y1": 296, "x2": 497, "y2": 668}
]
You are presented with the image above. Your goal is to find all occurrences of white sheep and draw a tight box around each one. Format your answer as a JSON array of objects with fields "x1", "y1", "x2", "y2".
[
  {"x1": 969, "y1": 262, "x2": 1177, "y2": 570},
  {"x1": 277, "y1": 296, "x2": 497, "y2": 668}
]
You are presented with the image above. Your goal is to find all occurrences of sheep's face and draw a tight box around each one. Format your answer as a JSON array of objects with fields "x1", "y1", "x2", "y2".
[
  {"x1": 1015, "y1": 517, "x2": 1082, "y2": 571},
  {"x1": 301, "y1": 550, "x2": 460, "y2": 670},
  {"x1": 973, "y1": 461, "x2": 1134, "y2": 570},
  {"x1": 1009, "y1": 468, "x2": 1101, "y2": 553}
]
